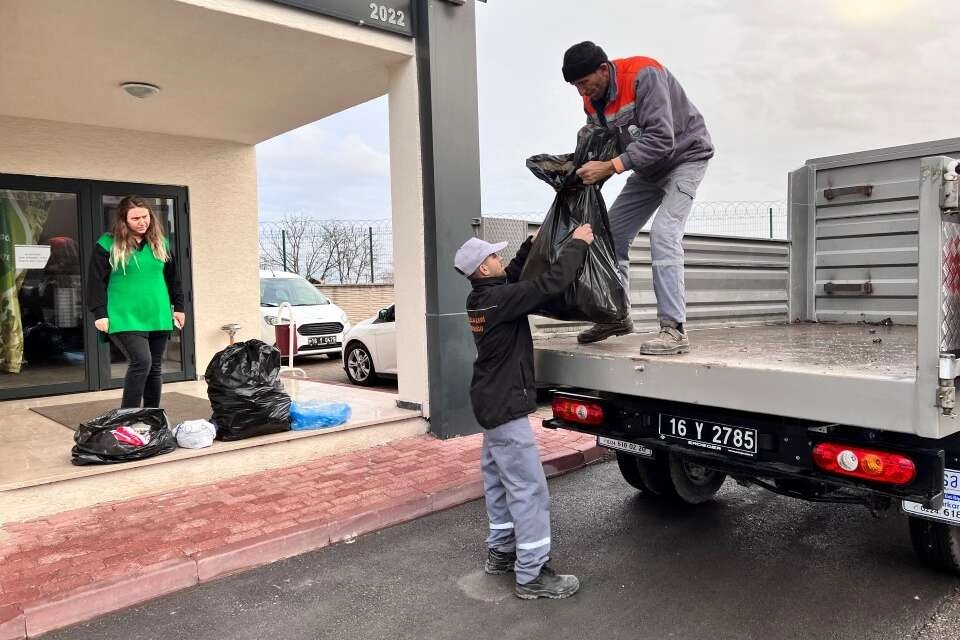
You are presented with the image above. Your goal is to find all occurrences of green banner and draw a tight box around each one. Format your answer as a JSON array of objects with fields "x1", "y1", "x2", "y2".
[
  {"x1": 0, "y1": 192, "x2": 49, "y2": 374},
  {"x1": 0, "y1": 196, "x2": 24, "y2": 373}
]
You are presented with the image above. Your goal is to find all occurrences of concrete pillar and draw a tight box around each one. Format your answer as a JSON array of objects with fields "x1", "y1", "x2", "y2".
[
  {"x1": 413, "y1": 0, "x2": 483, "y2": 438},
  {"x1": 386, "y1": 1, "x2": 484, "y2": 437},
  {"x1": 387, "y1": 58, "x2": 431, "y2": 414}
]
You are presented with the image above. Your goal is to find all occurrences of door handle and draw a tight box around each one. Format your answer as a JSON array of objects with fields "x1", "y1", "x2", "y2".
[
  {"x1": 824, "y1": 281, "x2": 874, "y2": 295},
  {"x1": 824, "y1": 185, "x2": 873, "y2": 201}
]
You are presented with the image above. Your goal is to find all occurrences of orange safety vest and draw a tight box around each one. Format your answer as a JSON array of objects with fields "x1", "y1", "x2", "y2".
[{"x1": 582, "y1": 57, "x2": 663, "y2": 126}]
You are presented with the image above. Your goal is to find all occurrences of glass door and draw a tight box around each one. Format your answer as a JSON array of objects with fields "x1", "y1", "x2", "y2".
[
  {"x1": 0, "y1": 177, "x2": 92, "y2": 399},
  {"x1": 92, "y1": 182, "x2": 195, "y2": 390},
  {"x1": 0, "y1": 175, "x2": 194, "y2": 401}
]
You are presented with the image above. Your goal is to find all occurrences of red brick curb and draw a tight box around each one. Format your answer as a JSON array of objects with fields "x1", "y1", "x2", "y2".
[
  {"x1": 0, "y1": 606, "x2": 24, "y2": 640},
  {"x1": 22, "y1": 559, "x2": 198, "y2": 639},
  {"x1": 2, "y1": 445, "x2": 606, "y2": 638}
]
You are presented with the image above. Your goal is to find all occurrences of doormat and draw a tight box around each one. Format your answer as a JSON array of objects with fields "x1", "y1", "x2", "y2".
[{"x1": 31, "y1": 392, "x2": 212, "y2": 432}]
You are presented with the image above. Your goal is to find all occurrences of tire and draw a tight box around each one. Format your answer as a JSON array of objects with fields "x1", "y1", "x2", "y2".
[
  {"x1": 638, "y1": 455, "x2": 677, "y2": 498},
  {"x1": 908, "y1": 516, "x2": 960, "y2": 575},
  {"x1": 616, "y1": 449, "x2": 726, "y2": 504},
  {"x1": 666, "y1": 452, "x2": 727, "y2": 504},
  {"x1": 344, "y1": 343, "x2": 377, "y2": 386},
  {"x1": 614, "y1": 451, "x2": 680, "y2": 498},
  {"x1": 616, "y1": 451, "x2": 651, "y2": 492}
]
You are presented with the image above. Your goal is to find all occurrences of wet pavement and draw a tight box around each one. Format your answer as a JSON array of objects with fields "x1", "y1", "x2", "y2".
[{"x1": 46, "y1": 460, "x2": 960, "y2": 640}]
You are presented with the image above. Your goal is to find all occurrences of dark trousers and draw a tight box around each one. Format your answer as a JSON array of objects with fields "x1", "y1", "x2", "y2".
[{"x1": 111, "y1": 332, "x2": 170, "y2": 408}]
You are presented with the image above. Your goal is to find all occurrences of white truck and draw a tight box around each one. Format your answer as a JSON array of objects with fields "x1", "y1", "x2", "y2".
[{"x1": 490, "y1": 139, "x2": 960, "y2": 574}]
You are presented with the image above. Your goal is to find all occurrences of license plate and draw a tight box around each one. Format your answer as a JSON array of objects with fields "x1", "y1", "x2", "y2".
[
  {"x1": 902, "y1": 469, "x2": 960, "y2": 524},
  {"x1": 597, "y1": 436, "x2": 653, "y2": 458},
  {"x1": 308, "y1": 336, "x2": 338, "y2": 347},
  {"x1": 658, "y1": 414, "x2": 757, "y2": 457}
]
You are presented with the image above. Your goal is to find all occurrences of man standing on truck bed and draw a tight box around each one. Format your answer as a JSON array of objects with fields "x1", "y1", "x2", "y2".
[
  {"x1": 563, "y1": 41, "x2": 714, "y2": 354},
  {"x1": 456, "y1": 223, "x2": 594, "y2": 599}
]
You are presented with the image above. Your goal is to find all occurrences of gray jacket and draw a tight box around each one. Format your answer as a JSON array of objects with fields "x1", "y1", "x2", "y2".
[{"x1": 584, "y1": 57, "x2": 714, "y2": 181}]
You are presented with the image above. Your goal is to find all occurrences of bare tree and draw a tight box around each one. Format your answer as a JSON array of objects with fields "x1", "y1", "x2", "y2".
[
  {"x1": 325, "y1": 221, "x2": 373, "y2": 284},
  {"x1": 259, "y1": 217, "x2": 384, "y2": 284}
]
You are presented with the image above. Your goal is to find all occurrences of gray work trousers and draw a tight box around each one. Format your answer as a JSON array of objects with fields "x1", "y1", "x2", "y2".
[
  {"x1": 608, "y1": 160, "x2": 709, "y2": 326},
  {"x1": 481, "y1": 416, "x2": 551, "y2": 585}
]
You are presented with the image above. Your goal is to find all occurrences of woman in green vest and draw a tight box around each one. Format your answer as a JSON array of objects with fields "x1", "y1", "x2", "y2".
[{"x1": 86, "y1": 196, "x2": 185, "y2": 408}]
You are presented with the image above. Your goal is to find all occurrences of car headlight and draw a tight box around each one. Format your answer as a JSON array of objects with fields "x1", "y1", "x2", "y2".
[{"x1": 264, "y1": 315, "x2": 281, "y2": 326}]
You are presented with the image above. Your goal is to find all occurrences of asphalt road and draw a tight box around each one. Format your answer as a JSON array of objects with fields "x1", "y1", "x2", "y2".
[
  {"x1": 293, "y1": 355, "x2": 397, "y2": 392},
  {"x1": 47, "y1": 461, "x2": 960, "y2": 640}
]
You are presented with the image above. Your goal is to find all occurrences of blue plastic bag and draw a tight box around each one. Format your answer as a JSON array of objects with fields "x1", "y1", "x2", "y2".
[{"x1": 290, "y1": 401, "x2": 352, "y2": 430}]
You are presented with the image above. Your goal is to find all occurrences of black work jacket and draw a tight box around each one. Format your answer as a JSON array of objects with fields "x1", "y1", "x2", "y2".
[{"x1": 467, "y1": 237, "x2": 587, "y2": 429}]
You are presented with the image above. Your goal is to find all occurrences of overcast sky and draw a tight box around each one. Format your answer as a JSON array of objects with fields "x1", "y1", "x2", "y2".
[{"x1": 256, "y1": 0, "x2": 960, "y2": 221}]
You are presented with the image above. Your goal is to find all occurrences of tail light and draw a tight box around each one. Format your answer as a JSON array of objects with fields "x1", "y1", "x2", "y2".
[
  {"x1": 812, "y1": 442, "x2": 916, "y2": 486},
  {"x1": 552, "y1": 396, "x2": 604, "y2": 426}
]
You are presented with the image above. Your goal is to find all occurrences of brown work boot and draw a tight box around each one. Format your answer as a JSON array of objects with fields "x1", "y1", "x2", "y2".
[
  {"x1": 640, "y1": 326, "x2": 690, "y2": 355},
  {"x1": 577, "y1": 316, "x2": 634, "y2": 344}
]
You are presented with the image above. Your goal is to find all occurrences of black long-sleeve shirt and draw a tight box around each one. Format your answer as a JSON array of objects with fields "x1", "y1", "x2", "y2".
[{"x1": 86, "y1": 242, "x2": 184, "y2": 320}]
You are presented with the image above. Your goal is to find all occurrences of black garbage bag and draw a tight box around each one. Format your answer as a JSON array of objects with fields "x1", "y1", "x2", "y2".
[
  {"x1": 205, "y1": 339, "x2": 291, "y2": 441},
  {"x1": 520, "y1": 125, "x2": 630, "y2": 323},
  {"x1": 71, "y1": 408, "x2": 176, "y2": 466}
]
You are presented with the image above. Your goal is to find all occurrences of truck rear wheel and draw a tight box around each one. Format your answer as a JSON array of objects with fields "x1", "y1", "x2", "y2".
[
  {"x1": 615, "y1": 451, "x2": 726, "y2": 504},
  {"x1": 615, "y1": 451, "x2": 663, "y2": 495},
  {"x1": 908, "y1": 516, "x2": 960, "y2": 575},
  {"x1": 666, "y1": 452, "x2": 727, "y2": 504}
]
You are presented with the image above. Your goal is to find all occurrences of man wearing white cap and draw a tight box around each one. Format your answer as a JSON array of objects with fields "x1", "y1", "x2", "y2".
[{"x1": 455, "y1": 223, "x2": 594, "y2": 600}]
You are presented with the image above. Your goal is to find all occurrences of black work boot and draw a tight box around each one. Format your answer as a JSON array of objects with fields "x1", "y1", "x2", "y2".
[
  {"x1": 484, "y1": 548, "x2": 516, "y2": 575},
  {"x1": 577, "y1": 316, "x2": 634, "y2": 345},
  {"x1": 515, "y1": 565, "x2": 580, "y2": 600}
]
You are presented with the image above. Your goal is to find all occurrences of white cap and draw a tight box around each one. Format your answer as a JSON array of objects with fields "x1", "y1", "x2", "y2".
[{"x1": 454, "y1": 237, "x2": 509, "y2": 277}]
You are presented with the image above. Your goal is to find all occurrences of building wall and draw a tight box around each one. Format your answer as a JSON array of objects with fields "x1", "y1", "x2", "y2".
[
  {"x1": 321, "y1": 284, "x2": 394, "y2": 325},
  {"x1": 0, "y1": 114, "x2": 260, "y2": 376}
]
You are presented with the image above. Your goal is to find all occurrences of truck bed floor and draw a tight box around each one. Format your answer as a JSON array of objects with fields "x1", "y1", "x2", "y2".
[{"x1": 536, "y1": 323, "x2": 916, "y2": 381}]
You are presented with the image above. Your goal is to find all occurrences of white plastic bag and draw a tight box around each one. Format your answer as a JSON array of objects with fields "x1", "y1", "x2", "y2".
[{"x1": 172, "y1": 419, "x2": 217, "y2": 449}]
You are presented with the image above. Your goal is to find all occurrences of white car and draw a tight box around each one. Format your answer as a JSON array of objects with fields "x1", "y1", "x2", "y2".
[
  {"x1": 259, "y1": 270, "x2": 351, "y2": 358},
  {"x1": 342, "y1": 305, "x2": 397, "y2": 385}
]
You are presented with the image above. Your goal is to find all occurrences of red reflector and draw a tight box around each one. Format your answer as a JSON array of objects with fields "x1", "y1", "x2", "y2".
[
  {"x1": 552, "y1": 397, "x2": 604, "y2": 426},
  {"x1": 812, "y1": 442, "x2": 916, "y2": 486}
]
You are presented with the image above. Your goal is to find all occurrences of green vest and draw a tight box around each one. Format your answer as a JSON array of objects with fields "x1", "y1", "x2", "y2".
[{"x1": 97, "y1": 234, "x2": 173, "y2": 333}]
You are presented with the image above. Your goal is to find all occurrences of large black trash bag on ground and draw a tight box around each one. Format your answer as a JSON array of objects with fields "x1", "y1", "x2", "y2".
[
  {"x1": 205, "y1": 339, "x2": 291, "y2": 441},
  {"x1": 71, "y1": 408, "x2": 176, "y2": 466},
  {"x1": 520, "y1": 126, "x2": 630, "y2": 323}
]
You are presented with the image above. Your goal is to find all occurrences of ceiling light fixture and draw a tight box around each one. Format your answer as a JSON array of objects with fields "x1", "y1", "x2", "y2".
[{"x1": 120, "y1": 82, "x2": 161, "y2": 99}]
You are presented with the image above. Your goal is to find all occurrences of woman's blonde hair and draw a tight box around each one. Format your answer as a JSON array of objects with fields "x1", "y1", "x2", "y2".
[{"x1": 109, "y1": 196, "x2": 169, "y2": 271}]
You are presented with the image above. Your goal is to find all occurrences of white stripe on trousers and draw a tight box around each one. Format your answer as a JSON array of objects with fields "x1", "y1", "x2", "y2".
[{"x1": 517, "y1": 536, "x2": 551, "y2": 550}]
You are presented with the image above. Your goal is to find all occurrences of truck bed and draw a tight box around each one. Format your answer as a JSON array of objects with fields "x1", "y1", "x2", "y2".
[{"x1": 534, "y1": 323, "x2": 921, "y2": 435}]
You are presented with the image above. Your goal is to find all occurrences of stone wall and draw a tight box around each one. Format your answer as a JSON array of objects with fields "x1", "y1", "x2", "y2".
[{"x1": 320, "y1": 284, "x2": 394, "y2": 324}]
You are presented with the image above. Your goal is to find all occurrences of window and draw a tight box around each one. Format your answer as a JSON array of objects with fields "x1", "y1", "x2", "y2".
[{"x1": 260, "y1": 278, "x2": 330, "y2": 307}]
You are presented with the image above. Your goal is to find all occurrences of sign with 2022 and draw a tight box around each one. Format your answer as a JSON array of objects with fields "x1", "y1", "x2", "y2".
[{"x1": 270, "y1": 0, "x2": 414, "y2": 36}]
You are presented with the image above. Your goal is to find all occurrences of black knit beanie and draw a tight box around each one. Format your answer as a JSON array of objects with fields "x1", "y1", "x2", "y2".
[{"x1": 562, "y1": 41, "x2": 609, "y2": 83}]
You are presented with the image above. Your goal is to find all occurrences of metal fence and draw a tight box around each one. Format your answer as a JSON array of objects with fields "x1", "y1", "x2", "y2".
[
  {"x1": 257, "y1": 202, "x2": 787, "y2": 283},
  {"x1": 487, "y1": 201, "x2": 788, "y2": 240},
  {"x1": 684, "y1": 201, "x2": 787, "y2": 239},
  {"x1": 258, "y1": 219, "x2": 394, "y2": 284}
]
